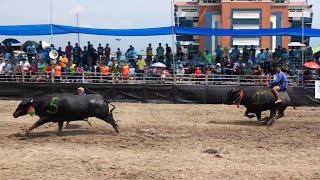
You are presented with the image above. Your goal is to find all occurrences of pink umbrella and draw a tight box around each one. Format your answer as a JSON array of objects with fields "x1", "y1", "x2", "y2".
[{"x1": 304, "y1": 62, "x2": 320, "y2": 70}]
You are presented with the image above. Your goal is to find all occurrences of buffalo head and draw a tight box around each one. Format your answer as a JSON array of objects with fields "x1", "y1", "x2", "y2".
[
  {"x1": 225, "y1": 88, "x2": 243, "y2": 105},
  {"x1": 13, "y1": 98, "x2": 34, "y2": 118}
]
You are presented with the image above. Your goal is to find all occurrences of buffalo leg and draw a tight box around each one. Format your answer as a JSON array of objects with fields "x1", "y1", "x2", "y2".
[
  {"x1": 266, "y1": 108, "x2": 277, "y2": 126},
  {"x1": 255, "y1": 112, "x2": 262, "y2": 122},
  {"x1": 65, "y1": 121, "x2": 70, "y2": 128},
  {"x1": 97, "y1": 114, "x2": 119, "y2": 133},
  {"x1": 245, "y1": 110, "x2": 255, "y2": 119},
  {"x1": 26, "y1": 117, "x2": 50, "y2": 135},
  {"x1": 57, "y1": 121, "x2": 64, "y2": 135},
  {"x1": 277, "y1": 106, "x2": 287, "y2": 120}
]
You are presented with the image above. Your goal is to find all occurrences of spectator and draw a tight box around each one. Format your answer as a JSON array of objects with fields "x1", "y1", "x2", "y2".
[
  {"x1": 112, "y1": 59, "x2": 119, "y2": 75},
  {"x1": 60, "y1": 55, "x2": 69, "y2": 76},
  {"x1": 0, "y1": 43, "x2": 3, "y2": 54},
  {"x1": 156, "y1": 43, "x2": 165, "y2": 63},
  {"x1": 176, "y1": 64, "x2": 185, "y2": 76},
  {"x1": 215, "y1": 45, "x2": 222, "y2": 63},
  {"x1": 4, "y1": 59, "x2": 13, "y2": 75},
  {"x1": 26, "y1": 43, "x2": 37, "y2": 61},
  {"x1": 105, "y1": 43, "x2": 111, "y2": 61},
  {"x1": 45, "y1": 63, "x2": 52, "y2": 78},
  {"x1": 73, "y1": 43, "x2": 82, "y2": 66},
  {"x1": 230, "y1": 45, "x2": 240, "y2": 61},
  {"x1": 265, "y1": 48, "x2": 272, "y2": 73},
  {"x1": 65, "y1": 41, "x2": 73, "y2": 60},
  {"x1": 54, "y1": 63, "x2": 62, "y2": 81},
  {"x1": 87, "y1": 44, "x2": 96, "y2": 69},
  {"x1": 187, "y1": 44, "x2": 194, "y2": 60},
  {"x1": 100, "y1": 63, "x2": 110, "y2": 76},
  {"x1": 127, "y1": 45, "x2": 136, "y2": 68},
  {"x1": 225, "y1": 59, "x2": 234, "y2": 75},
  {"x1": 20, "y1": 59, "x2": 31, "y2": 74},
  {"x1": 249, "y1": 45, "x2": 256, "y2": 64},
  {"x1": 136, "y1": 55, "x2": 146, "y2": 74},
  {"x1": 242, "y1": 45, "x2": 249, "y2": 63},
  {"x1": 257, "y1": 49, "x2": 266, "y2": 68},
  {"x1": 146, "y1": 44, "x2": 153, "y2": 65},
  {"x1": 204, "y1": 50, "x2": 213, "y2": 65},
  {"x1": 176, "y1": 46, "x2": 184, "y2": 61},
  {"x1": 98, "y1": 43, "x2": 104, "y2": 60},
  {"x1": 215, "y1": 63, "x2": 222, "y2": 74},
  {"x1": 57, "y1": 47, "x2": 63, "y2": 60},
  {"x1": 122, "y1": 63, "x2": 130, "y2": 80},
  {"x1": 0, "y1": 58, "x2": 5, "y2": 74},
  {"x1": 165, "y1": 44, "x2": 172, "y2": 67},
  {"x1": 116, "y1": 48, "x2": 122, "y2": 61},
  {"x1": 194, "y1": 67, "x2": 202, "y2": 78},
  {"x1": 37, "y1": 60, "x2": 46, "y2": 74}
]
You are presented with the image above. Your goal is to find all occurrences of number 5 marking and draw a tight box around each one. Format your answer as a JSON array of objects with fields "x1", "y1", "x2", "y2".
[{"x1": 47, "y1": 97, "x2": 60, "y2": 114}]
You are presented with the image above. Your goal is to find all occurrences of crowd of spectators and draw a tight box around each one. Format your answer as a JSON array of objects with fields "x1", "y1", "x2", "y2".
[{"x1": 0, "y1": 40, "x2": 319, "y2": 83}]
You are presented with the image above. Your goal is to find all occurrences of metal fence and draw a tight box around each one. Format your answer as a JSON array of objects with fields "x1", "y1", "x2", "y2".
[{"x1": 0, "y1": 72, "x2": 318, "y2": 88}]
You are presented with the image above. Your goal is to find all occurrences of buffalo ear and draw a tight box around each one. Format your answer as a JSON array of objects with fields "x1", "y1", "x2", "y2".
[{"x1": 231, "y1": 88, "x2": 241, "y2": 93}]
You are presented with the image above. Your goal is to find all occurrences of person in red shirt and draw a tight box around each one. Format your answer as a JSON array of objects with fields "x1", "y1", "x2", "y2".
[
  {"x1": 65, "y1": 41, "x2": 73, "y2": 60},
  {"x1": 194, "y1": 67, "x2": 202, "y2": 78}
]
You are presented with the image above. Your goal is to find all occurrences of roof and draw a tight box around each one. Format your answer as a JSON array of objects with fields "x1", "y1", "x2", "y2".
[{"x1": 175, "y1": 1, "x2": 198, "y2": 7}]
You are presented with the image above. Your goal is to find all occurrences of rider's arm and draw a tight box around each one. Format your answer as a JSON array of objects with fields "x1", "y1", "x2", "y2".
[{"x1": 269, "y1": 73, "x2": 283, "y2": 87}]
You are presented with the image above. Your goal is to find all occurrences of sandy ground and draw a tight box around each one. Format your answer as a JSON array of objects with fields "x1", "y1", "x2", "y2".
[{"x1": 0, "y1": 101, "x2": 319, "y2": 180}]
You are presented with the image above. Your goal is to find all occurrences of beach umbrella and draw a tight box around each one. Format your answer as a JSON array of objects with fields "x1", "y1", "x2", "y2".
[
  {"x1": 2, "y1": 38, "x2": 20, "y2": 45},
  {"x1": 304, "y1": 62, "x2": 320, "y2": 69},
  {"x1": 151, "y1": 62, "x2": 167, "y2": 68},
  {"x1": 21, "y1": 41, "x2": 40, "y2": 51}
]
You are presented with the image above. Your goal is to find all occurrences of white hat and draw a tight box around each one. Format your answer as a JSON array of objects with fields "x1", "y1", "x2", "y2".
[{"x1": 216, "y1": 63, "x2": 221, "y2": 67}]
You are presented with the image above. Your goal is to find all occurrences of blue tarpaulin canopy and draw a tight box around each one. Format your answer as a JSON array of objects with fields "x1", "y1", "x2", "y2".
[{"x1": 1, "y1": 24, "x2": 320, "y2": 37}]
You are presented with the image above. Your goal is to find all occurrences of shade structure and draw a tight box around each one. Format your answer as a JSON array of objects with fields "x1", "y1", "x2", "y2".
[
  {"x1": 304, "y1": 62, "x2": 320, "y2": 70},
  {"x1": 1, "y1": 24, "x2": 320, "y2": 37}
]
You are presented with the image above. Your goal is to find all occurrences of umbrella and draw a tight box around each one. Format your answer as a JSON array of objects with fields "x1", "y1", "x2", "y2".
[
  {"x1": 304, "y1": 62, "x2": 320, "y2": 69},
  {"x1": 151, "y1": 62, "x2": 167, "y2": 68},
  {"x1": 21, "y1": 41, "x2": 40, "y2": 51},
  {"x1": 312, "y1": 46, "x2": 320, "y2": 54},
  {"x1": 2, "y1": 38, "x2": 20, "y2": 45}
]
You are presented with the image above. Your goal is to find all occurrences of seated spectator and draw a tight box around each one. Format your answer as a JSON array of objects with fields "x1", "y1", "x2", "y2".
[
  {"x1": 257, "y1": 49, "x2": 266, "y2": 68},
  {"x1": 194, "y1": 67, "x2": 203, "y2": 78},
  {"x1": 60, "y1": 55, "x2": 69, "y2": 74},
  {"x1": 4, "y1": 59, "x2": 13, "y2": 75},
  {"x1": 122, "y1": 63, "x2": 130, "y2": 80},
  {"x1": 54, "y1": 64, "x2": 62, "y2": 81},
  {"x1": 0, "y1": 58, "x2": 5, "y2": 75},
  {"x1": 215, "y1": 63, "x2": 222, "y2": 74},
  {"x1": 204, "y1": 50, "x2": 213, "y2": 65},
  {"x1": 100, "y1": 63, "x2": 110, "y2": 76},
  {"x1": 20, "y1": 59, "x2": 31, "y2": 74}
]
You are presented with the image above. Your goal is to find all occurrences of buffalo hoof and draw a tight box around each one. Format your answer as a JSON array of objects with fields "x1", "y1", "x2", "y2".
[
  {"x1": 266, "y1": 118, "x2": 275, "y2": 127},
  {"x1": 246, "y1": 115, "x2": 256, "y2": 119},
  {"x1": 25, "y1": 129, "x2": 31, "y2": 136}
]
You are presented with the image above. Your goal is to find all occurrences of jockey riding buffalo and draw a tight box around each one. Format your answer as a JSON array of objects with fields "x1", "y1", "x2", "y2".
[
  {"x1": 13, "y1": 93, "x2": 119, "y2": 135},
  {"x1": 225, "y1": 87, "x2": 293, "y2": 126}
]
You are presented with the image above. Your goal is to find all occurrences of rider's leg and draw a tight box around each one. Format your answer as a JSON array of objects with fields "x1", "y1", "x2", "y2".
[{"x1": 272, "y1": 86, "x2": 282, "y2": 104}]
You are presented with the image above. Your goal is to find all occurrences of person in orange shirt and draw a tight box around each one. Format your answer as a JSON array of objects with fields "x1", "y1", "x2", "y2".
[
  {"x1": 100, "y1": 64, "x2": 110, "y2": 76},
  {"x1": 122, "y1": 64, "x2": 130, "y2": 80},
  {"x1": 45, "y1": 63, "x2": 52, "y2": 80},
  {"x1": 54, "y1": 64, "x2": 62, "y2": 82},
  {"x1": 60, "y1": 55, "x2": 69, "y2": 77},
  {"x1": 194, "y1": 67, "x2": 202, "y2": 78}
]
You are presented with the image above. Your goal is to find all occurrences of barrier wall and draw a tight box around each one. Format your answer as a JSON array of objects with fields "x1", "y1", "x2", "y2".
[{"x1": 0, "y1": 83, "x2": 319, "y2": 106}]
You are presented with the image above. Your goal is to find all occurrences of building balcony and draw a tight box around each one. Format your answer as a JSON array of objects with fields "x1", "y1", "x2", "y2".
[{"x1": 198, "y1": 0, "x2": 289, "y2": 5}]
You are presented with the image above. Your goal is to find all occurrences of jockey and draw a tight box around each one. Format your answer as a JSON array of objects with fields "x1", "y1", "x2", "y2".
[
  {"x1": 77, "y1": 87, "x2": 86, "y2": 95},
  {"x1": 269, "y1": 64, "x2": 288, "y2": 104}
]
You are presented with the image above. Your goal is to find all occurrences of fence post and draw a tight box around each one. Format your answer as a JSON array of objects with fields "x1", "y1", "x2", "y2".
[
  {"x1": 82, "y1": 72, "x2": 85, "y2": 83},
  {"x1": 143, "y1": 73, "x2": 146, "y2": 84},
  {"x1": 112, "y1": 73, "x2": 115, "y2": 84},
  {"x1": 205, "y1": 74, "x2": 208, "y2": 86},
  {"x1": 237, "y1": 75, "x2": 240, "y2": 86},
  {"x1": 21, "y1": 70, "x2": 25, "y2": 83}
]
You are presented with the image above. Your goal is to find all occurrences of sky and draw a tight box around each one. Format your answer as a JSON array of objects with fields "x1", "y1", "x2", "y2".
[{"x1": 0, "y1": 0, "x2": 319, "y2": 51}]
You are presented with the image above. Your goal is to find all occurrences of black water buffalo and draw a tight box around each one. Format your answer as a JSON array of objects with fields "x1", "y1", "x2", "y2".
[
  {"x1": 225, "y1": 87, "x2": 293, "y2": 126},
  {"x1": 13, "y1": 93, "x2": 119, "y2": 135}
]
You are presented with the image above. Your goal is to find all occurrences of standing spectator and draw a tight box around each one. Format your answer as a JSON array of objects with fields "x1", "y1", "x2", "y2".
[
  {"x1": 136, "y1": 55, "x2": 146, "y2": 74},
  {"x1": 215, "y1": 45, "x2": 222, "y2": 63},
  {"x1": 265, "y1": 48, "x2": 272, "y2": 73},
  {"x1": 127, "y1": 45, "x2": 136, "y2": 68},
  {"x1": 116, "y1": 48, "x2": 122, "y2": 61},
  {"x1": 97, "y1": 43, "x2": 104, "y2": 61},
  {"x1": 176, "y1": 46, "x2": 184, "y2": 61},
  {"x1": 156, "y1": 43, "x2": 164, "y2": 63},
  {"x1": 87, "y1": 44, "x2": 96, "y2": 69},
  {"x1": 57, "y1": 47, "x2": 63, "y2": 60},
  {"x1": 65, "y1": 41, "x2": 73, "y2": 60},
  {"x1": 187, "y1": 44, "x2": 194, "y2": 60},
  {"x1": 73, "y1": 43, "x2": 82, "y2": 66},
  {"x1": 257, "y1": 49, "x2": 266, "y2": 68},
  {"x1": 249, "y1": 45, "x2": 256, "y2": 64},
  {"x1": 242, "y1": 45, "x2": 249, "y2": 63},
  {"x1": 26, "y1": 42, "x2": 37, "y2": 61},
  {"x1": 0, "y1": 43, "x2": 3, "y2": 55},
  {"x1": 230, "y1": 45, "x2": 240, "y2": 62},
  {"x1": 165, "y1": 44, "x2": 172, "y2": 67},
  {"x1": 122, "y1": 63, "x2": 130, "y2": 80},
  {"x1": 146, "y1": 44, "x2": 153, "y2": 65},
  {"x1": 204, "y1": 50, "x2": 213, "y2": 65},
  {"x1": 104, "y1": 43, "x2": 111, "y2": 61}
]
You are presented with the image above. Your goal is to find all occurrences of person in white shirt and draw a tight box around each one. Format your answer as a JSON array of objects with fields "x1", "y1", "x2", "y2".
[{"x1": 0, "y1": 58, "x2": 5, "y2": 74}]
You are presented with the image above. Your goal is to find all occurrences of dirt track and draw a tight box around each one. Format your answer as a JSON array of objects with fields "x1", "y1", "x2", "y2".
[{"x1": 0, "y1": 101, "x2": 319, "y2": 179}]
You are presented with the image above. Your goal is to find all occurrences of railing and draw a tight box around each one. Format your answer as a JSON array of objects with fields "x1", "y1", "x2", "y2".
[{"x1": 0, "y1": 71, "x2": 311, "y2": 88}]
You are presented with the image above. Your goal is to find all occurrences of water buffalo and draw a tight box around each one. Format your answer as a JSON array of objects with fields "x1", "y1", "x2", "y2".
[
  {"x1": 13, "y1": 93, "x2": 119, "y2": 135},
  {"x1": 225, "y1": 87, "x2": 293, "y2": 126}
]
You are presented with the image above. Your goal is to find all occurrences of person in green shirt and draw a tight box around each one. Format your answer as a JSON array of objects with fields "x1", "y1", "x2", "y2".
[{"x1": 204, "y1": 50, "x2": 213, "y2": 65}]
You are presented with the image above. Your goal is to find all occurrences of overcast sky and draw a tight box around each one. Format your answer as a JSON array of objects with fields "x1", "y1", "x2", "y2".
[{"x1": 0, "y1": 0, "x2": 319, "y2": 51}]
